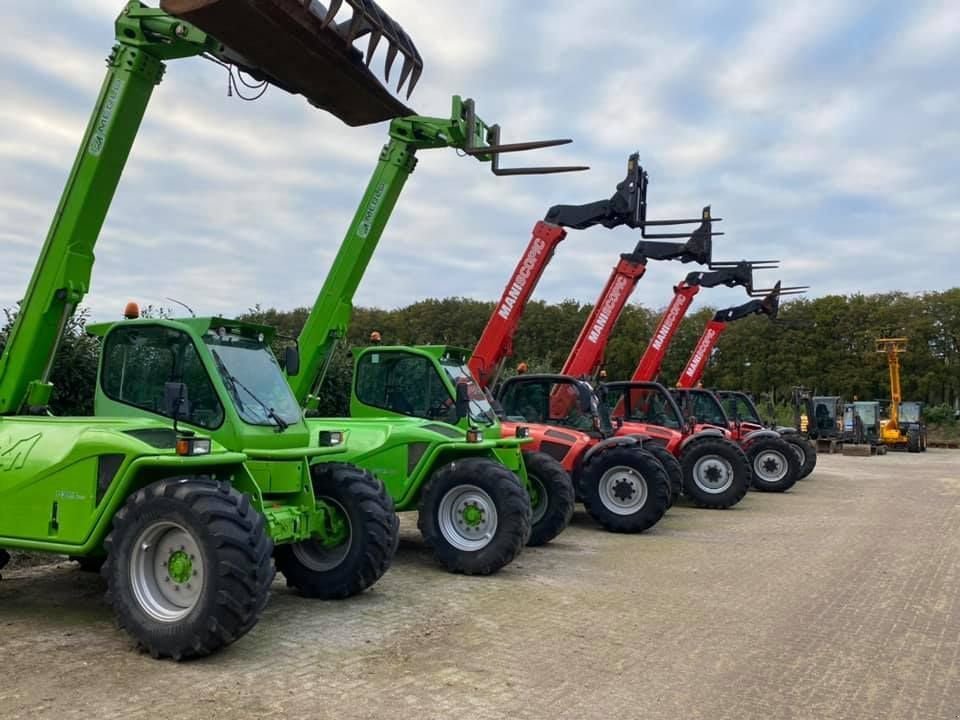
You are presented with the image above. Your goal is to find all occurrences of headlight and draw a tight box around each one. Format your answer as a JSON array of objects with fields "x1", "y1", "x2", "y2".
[
  {"x1": 466, "y1": 428, "x2": 483, "y2": 443},
  {"x1": 176, "y1": 436, "x2": 211, "y2": 456},
  {"x1": 318, "y1": 431, "x2": 344, "y2": 447},
  {"x1": 515, "y1": 426, "x2": 530, "y2": 439}
]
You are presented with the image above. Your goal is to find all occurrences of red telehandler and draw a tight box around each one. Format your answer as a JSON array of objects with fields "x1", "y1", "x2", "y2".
[
  {"x1": 472, "y1": 154, "x2": 740, "y2": 523},
  {"x1": 678, "y1": 286, "x2": 819, "y2": 479},
  {"x1": 619, "y1": 261, "x2": 808, "y2": 493}
]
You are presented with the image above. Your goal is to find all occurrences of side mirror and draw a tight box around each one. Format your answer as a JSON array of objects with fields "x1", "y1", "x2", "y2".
[
  {"x1": 284, "y1": 345, "x2": 301, "y2": 376},
  {"x1": 614, "y1": 417, "x2": 624, "y2": 429},
  {"x1": 455, "y1": 382, "x2": 470, "y2": 422},
  {"x1": 164, "y1": 381, "x2": 189, "y2": 419}
]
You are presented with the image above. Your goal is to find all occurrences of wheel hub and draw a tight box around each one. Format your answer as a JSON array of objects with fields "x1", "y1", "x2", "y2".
[
  {"x1": 692, "y1": 455, "x2": 735, "y2": 494},
  {"x1": 754, "y1": 450, "x2": 788, "y2": 483},
  {"x1": 292, "y1": 496, "x2": 353, "y2": 572},
  {"x1": 437, "y1": 484, "x2": 499, "y2": 552},
  {"x1": 131, "y1": 522, "x2": 205, "y2": 623},
  {"x1": 612, "y1": 478, "x2": 637, "y2": 502},
  {"x1": 598, "y1": 466, "x2": 648, "y2": 515},
  {"x1": 167, "y1": 549, "x2": 193, "y2": 584}
]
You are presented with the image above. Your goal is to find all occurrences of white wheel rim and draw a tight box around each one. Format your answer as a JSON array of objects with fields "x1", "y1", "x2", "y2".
[
  {"x1": 130, "y1": 521, "x2": 205, "y2": 623},
  {"x1": 437, "y1": 484, "x2": 498, "y2": 552},
  {"x1": 598, "y1": 465, "x2": 648, "y2": 515},
  {"x1": 692, "y1": 455, "x2": 735, "y2": 494},
  {"x1": 753, "y1": 449, "x2": 788, "y2": 483}
]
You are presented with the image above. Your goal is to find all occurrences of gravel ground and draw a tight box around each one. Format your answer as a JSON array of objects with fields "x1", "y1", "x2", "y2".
[{"x1": 1, "y1": 449, "x2": 958, "y2": 720}]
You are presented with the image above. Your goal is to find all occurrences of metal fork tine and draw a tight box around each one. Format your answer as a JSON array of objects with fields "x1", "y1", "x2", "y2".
[
  {"x1": 319, "y1": 0, "x2": 344, "y2": 28},
  {"x1": 406, "y1": 62, "x2": 423, "y2": 98},
  {"x1": 365, "y1": 28, "x2": 382, "y2": 66},
  {"x1": 396, "y1": 55, "x2": 414, "y2": 94},
  {"x1": 383, "y1": 43, "x2": 398, "y2": 83}
]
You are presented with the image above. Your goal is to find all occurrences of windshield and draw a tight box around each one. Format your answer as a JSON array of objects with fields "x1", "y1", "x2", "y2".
[
  {"x1": 853, "y1": 401, "x2": 878, "y2": 426},
  {"x1": 674, "y1": 390, "x2": 729, "y2": 426},
  {"x1": 605, "y1": 386, "x2": 682, "y2": 429},
  {"x1": 722, "y1": 394, "x2": 762, "y2": 424},
  {"x1": 899, "y1": 401, "x2": 921, "y2": 423},
  {"x1": 204, "y1": 332, "x2": 302, "y2": 428},
  {"x1": 440, "y1": 360, "x2": 496, "y2": 426},
  {"x1": 499, "y1": 380, "x2": 597, "y2": 433}
]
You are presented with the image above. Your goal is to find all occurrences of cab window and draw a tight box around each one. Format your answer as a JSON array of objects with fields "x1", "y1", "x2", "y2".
[
  {"x1": 101, "y1": 325, "x2": 224, "y2": 429},
  {"x1": 355, "y1": 351, "x2": 455, "y2": 422},
  {"x1": 500, "y1": 381, "x2": 591, "y2": 430}
]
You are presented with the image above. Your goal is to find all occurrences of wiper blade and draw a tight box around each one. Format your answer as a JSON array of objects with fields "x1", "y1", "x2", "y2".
[{"x1": 211, "y1": 349, "x2": 288, "y2": 432}]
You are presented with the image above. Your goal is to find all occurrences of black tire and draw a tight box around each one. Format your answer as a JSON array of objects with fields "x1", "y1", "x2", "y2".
[
  {"x1": 275, "y1": 463, "x2": 397, "y2": 599},
  {"x1": 920, "y1": 430, "x2": 928, "y2": 452},
  {"x1": 644, "y1": 444, "x2": 682, "y2": 508},
  {"x1": 103, "y1": 477, "x2": 274, "y2": 660},
  {"x1": 907, "y1": 430, "x2": 921, "y2": 453},
  {"x1": 680, "y1": 438, "x2": 750, "y2": 509},
  {"x1": 580, "y1": 446, "x2": 670, "y2": 533},
  {"x1": 782, "y1": 434, "x2": 817, "y2": 479},
  {"x1": 746, "y1": 437, "x2": 800, "y2": 493},
  {"x1": 524, "y1": 451, "x2": 574, "y2": 547},
  {"x1": 418, "y1": 457, "x2": 531, "y2": 575}
]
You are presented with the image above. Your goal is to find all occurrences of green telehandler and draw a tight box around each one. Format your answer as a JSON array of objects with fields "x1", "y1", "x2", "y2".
[
  {"x1": 284, "y1": 96, "x2": 588, "y2": 573},
  {"x1": 0, "y1": 0, "x2": 427, "y2": 659}
]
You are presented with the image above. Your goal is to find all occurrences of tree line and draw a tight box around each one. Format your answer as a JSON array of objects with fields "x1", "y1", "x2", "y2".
[{"x1": 3, "y1": 288, "x2": 958, "y2": 424}]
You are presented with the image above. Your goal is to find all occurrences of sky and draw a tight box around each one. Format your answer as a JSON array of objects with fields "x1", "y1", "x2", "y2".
[{"x1": 1, "y1": 1, "x2": 957, "y2": 322}]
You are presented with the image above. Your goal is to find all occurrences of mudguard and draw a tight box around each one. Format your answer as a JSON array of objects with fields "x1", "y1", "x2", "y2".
[
  {"x1": 678, "y1": 427, "x2": 725, "y2": 452},
  {"x1": 740, "y1": 428, "x2": 781, "y2": 447},
  {"x1": 582, "y1": 435, "x2": 639, "y2": 464}
]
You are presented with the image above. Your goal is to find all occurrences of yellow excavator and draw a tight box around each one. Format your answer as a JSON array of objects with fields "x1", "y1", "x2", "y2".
[{"x1": 876, "y1": 338, "x2": 927, "y2": 452}]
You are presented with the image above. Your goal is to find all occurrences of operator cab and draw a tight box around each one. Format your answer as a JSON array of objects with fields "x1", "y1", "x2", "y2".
[
  {"x1": 670, "y1": 388, "x2": 730, "y2": 430},
  {"x1": 602, "y1": 382, "x2": 685, "y2": 430},
  {"x1": 718, "y1": 391, "x2": 763, "y2": 426},
  {"x1": 352, "y1": 345, "x2": 494, "y2": 427},
  {"x1": 496, "y1": 374, "x2": 606, "y2": 437},
  {"x1": 89, "y1": 316, "x2": 311, "y2": 447}
]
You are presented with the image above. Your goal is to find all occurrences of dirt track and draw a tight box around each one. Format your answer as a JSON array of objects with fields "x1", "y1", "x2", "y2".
[{"x1": 2, "y1": 450, "x2": 958, "y2": 720}]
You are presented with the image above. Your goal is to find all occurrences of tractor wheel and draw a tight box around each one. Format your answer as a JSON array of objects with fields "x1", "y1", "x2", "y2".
[
  {"x1": 418, "y1": 457, "x2": 531, "y2": 575},
  {"x1": 275, "y1": 463, "x2": 397, "y2": 599},
  {"x1": 524, "y1": 451, "x2": 574, "y2": 547},
  {"x1": 907, "y1": 430, "x2": 921, "y2": 453},
  {"x1": 680, "y1": 439, "x2": 750, "y2": 509},
  {"x1": 746, "y1": 437, "x2": 800, "y2": 493},
  {"x1": 644, "y1": 444, "x2": 682, "y2": 508},
  {"x1": 580, "y1": 447, "x2": 670, "y2": 533},
  {"x1": 782, "y1": 435, "x2": 817, "y2": 479},
  {"x1": 103, "y1": 477, "x2": 274, "y2": 660}
]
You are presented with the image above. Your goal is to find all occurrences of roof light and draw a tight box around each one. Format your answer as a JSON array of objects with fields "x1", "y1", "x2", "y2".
[{"x1": 123, "y1": 302, "x2": 140, "y2": 319}]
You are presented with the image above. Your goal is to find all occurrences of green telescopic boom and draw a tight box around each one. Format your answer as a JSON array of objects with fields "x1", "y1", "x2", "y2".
[
  {"x1": 290, "y1": 97, "x2": 588, "y2": 411},
  {"x1": 0, "y1": 4, "x2": 218, "y2": 415}
]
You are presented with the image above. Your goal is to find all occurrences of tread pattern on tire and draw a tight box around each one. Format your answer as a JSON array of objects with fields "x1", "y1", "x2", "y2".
[
  {"x1": 102, "y1": 477, "x2": 274, "y2": 661},
  {"x1": 783, "y1": 434, "x2": 817, "y2": 479},
  {"x1": 275, "y1": 462, "x2": 397, "y2": 600},
  {"x1": 644, "y1": 444, "x2": 682, "y2": 509},
  {"x1": 679, "y1": 438, "x2": 750, "y2": 509},
  {"x1": 524, "y1": 451, "x2": 575, "y2": 547},
  {"x1": 417, "y1": 457, "x2": 531, "y2": 576}
]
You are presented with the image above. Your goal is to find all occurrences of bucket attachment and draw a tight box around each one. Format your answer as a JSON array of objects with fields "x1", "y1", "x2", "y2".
[{"x1": 160, "y1": 0, "x2": 423, "y2": 126}]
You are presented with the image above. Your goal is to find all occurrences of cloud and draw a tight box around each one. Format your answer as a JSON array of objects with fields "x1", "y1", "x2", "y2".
[{"x1": 0, "y1": 0, "x2": 956, "y2": 329}]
